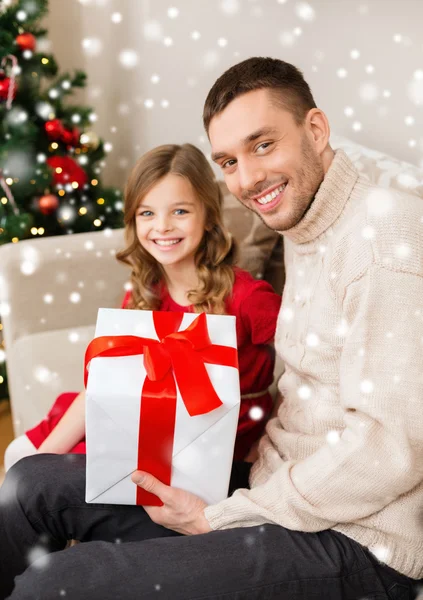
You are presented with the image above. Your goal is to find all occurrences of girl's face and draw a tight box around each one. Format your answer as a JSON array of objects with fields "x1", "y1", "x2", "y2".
[{"x1": 135, "y1": 173, "x2": 207, "y2": 271}]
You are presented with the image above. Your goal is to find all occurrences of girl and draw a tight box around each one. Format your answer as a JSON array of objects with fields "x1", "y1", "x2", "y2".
[{"x1": 4, "y1": 143, "x2": 281, "y2": 471}]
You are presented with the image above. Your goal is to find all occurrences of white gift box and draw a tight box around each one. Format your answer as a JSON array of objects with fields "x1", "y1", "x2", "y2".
[{"x1": 85, "y1": 308, "x2": 240, "y2": 506}]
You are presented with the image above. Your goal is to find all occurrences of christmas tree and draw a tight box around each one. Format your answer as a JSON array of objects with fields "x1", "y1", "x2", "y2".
[{"x1": 0, "y1": 0, "x2": 124, "y2": 401}]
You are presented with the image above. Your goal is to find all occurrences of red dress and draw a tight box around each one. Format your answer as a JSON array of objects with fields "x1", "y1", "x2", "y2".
[{"x1": 26, "y1": 268, "x2": 281, "y2": 461}]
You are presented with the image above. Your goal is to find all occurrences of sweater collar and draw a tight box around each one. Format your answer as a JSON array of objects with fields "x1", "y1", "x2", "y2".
[{"x1": 282, "y1": 149, "x2": 359, "y2": 244}]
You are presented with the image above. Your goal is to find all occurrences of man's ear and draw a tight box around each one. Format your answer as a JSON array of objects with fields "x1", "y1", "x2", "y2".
[{"x1": 305, "y1": 108, "x2": 330, "y2": 155}]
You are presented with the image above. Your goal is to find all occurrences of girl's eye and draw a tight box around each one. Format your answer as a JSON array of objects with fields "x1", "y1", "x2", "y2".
[
  {"x1": 174, "y1": 208, "x2": 188, "y2": 215},
  {"x1": 222, "y1": 159, "x2": 236, "y2": 170},
  {"x1": 138, "y1": 210, "x2": 153, "y2": 217}
]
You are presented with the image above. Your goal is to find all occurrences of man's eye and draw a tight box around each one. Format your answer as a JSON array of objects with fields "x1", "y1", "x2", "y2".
[
  {"x1": 256, "y1": 142, "x2": 272, "y2": 152},
  {"x1": 222, "y1": 159, "x2": 236, "y2": 169}
]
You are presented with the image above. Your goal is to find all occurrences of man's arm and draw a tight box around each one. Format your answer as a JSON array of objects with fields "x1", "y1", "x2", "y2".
[{"x1": 204, "y1": 265, "x2": 423, "y2": 531}]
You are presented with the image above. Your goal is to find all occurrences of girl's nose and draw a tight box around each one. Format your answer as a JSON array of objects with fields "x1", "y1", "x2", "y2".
[{"x1": 155, "y1": 216, "x2": 173, "y2": 233}]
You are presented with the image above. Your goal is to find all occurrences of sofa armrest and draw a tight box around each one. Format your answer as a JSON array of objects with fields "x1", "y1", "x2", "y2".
[{"x1": 0, "y1": 229, "x2": 129, "y2": 435}]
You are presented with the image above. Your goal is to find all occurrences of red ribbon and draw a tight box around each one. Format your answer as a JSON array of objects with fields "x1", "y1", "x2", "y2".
[{"x1": 84, "y1": 312, "x2": 238, "y2": 506}]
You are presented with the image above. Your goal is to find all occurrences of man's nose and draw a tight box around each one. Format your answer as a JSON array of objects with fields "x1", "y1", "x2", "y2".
[{"x1": 237, "y1": 160, "x2": 266, "y2": 195}]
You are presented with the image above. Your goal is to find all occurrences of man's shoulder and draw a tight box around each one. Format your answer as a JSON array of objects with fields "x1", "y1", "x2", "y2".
[{"x1": 327, "y1": 179, "x2": 423, "y2": 291}]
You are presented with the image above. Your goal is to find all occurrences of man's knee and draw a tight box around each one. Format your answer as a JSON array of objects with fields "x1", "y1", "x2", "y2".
[
  {"x1": 0, "y1": 454, "x2": 86, "y2": 512},
  {"x1": 10, "y1": 542, "x2": 117, "y2": 600}
]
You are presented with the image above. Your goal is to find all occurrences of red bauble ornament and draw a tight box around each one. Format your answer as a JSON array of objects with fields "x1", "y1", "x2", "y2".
[
  {"x1": 47, "y1": 156, "x2": 88, "y2": 188},
  {"x1": 61, "y1": 126, "x2": 80, "y2": 147},
  {"x1": 16, "y1": 32, "x2": 36, "y2": 52},
  {"x1": 45, "y1": 119, "x2": 65, "y2": 140},
  {"x1": 38, "y1": 194, "x2": 59, "y2": 215},
  {"x1": 0, "y1": 74, "x2": 16, "y2": 102}
]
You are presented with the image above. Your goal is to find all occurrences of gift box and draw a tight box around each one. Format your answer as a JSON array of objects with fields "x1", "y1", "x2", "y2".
[{"x1": 85, "y1": 308, "x2": 240, "y2": 506}]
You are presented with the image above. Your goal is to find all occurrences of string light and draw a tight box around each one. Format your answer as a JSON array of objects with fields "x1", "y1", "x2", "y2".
[
  {"x1": 55, "y1": 167, "x2": 62, "y2": 174},
  {"x1": 41, "y1": 57, "x2": 49, "y2": 65},
  {"x1": 71, "y1": 182, "x2": 79, "y2": 189},
  {"x1": 97, "y1": 198, "x2": 105, "y2": 205},
  {"x1": 38, "y1": 228, "x2": 45, "y2": 235},
  {"x1": 5, "y1": 178, "x2": 13, "y2": 185},
  {"x1": 50, "y1": 142, "x2": 58, "y2": 150},
  {"x1": 31, "y1": 227, "x2": 38, "y2": 235},
  {"x1": 58, "y1": 190, "x2": 65, "y2": 196},
  {"x1": 1, "y1": 197, "x2": 7, "y2": 205},
  {"x1": 93, "y1": 219, "x2": 101, "y2": 227},
  {"x1": 12, "y1": 237, "x2": 19, "y2": 243},
  {"x1": 79, "y1": 207, "x2": 87, "y2": 215},
  {"x1": 91, "y1": 179, "x2": 98, "y2": 186}
]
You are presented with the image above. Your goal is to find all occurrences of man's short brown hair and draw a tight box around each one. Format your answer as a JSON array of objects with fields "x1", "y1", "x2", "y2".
[{"x1": 203, "y1": 56, "x2": 317, "y2": 132}]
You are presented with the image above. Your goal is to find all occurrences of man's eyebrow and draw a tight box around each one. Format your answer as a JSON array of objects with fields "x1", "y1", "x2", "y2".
[{"x1": 211, "y1": 127, "x2": 278, "y2": 163}]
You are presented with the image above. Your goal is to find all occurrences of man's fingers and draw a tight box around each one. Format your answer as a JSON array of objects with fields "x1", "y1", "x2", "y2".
[{"x1": 131, "y1": 470, "x2": 170, "y2": 502}]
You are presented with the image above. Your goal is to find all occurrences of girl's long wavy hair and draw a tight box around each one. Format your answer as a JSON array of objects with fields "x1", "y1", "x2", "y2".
[{"x1": 116, "y1": 143, "x2": 237, "y2": 314}]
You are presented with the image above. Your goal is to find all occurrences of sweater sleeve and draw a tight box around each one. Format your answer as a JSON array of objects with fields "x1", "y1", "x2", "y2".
[{"x1": 205, "y1": 265, "x2": 423, "y2": 531}]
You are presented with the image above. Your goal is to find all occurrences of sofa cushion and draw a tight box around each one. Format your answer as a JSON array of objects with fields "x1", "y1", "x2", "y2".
[
  {"x1": 7, "y1": 325, "x2": 94, "y2": 435},
  {"x1": 331, "y1": 134, "x2": 423, "y2": 196}
]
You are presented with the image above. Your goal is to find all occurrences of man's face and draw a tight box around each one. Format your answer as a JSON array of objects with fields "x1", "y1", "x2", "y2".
[{"x1": 209, "y1": 89, "x2": 325, "y2": 232}]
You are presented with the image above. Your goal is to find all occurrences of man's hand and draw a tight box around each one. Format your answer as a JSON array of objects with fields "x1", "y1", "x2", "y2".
[{"x1": 131, "y1": 471, "x2": 212, "y2": 536}]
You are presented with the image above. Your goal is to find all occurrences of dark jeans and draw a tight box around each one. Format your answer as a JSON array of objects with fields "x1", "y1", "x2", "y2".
[{"x1": 0, "y1": 455, "x2": 420, "y2": 600}]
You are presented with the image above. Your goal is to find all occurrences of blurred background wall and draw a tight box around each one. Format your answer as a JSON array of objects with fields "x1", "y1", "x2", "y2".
[{"x1": 45, "y1": 0, "x2": 423, "y2": 187}]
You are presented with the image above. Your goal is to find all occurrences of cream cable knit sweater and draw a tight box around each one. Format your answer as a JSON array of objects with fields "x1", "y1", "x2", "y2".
[{"x1": 205, "y1": 150, "x2": 423, "y2": 580}]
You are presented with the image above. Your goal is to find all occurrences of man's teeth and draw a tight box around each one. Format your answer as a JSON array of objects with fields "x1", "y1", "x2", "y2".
[
  {"x1": 154, "y1": 239, "x2": 181, "y2": 246},
  {"x1": 257, "y1": 183, "x2": 286, "y2": 205}
]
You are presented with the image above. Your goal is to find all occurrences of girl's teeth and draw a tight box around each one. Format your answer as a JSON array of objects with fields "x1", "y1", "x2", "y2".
[
  {"x1": 257, "y1": 184, "x2": 286, "y2": 205},
  {"x1": 155, "y1": 239, "x2": 181, "y2": 246}
]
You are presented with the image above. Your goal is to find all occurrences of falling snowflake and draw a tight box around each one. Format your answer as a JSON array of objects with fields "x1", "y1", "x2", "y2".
[
  {"x1": 281, "y1": 307, "x2": 294, "y2": 322},
  {"x1": 27, "y1": 545, "x2": 51, "y2": 569},
  {"x1": 297, "y1": 385, "x2": 312, "y2": 400},
  {"x1": 220, "y1": 0, "x2": 240, "y2": 15},
  {"x1": 167, "y1": 7, "x2": 179, "y2": 18},
  {"x1": 359, "y1": 82, "x2": 379, "y2": 103},
  {"x1": 81, "y1": 37, "x2": 103, "y2": 57},
  {"x1": 111, "y1": 12, "x2": 122, "y2": 23},
  {"x1": 143, "y1": 20, "x2": 163, "y2": 41},
  {"x1": 360, "y1": 380, "x2": 374, "y2": 394},
  {"x1": 366, "y1": 189, "x2": 395, "y2": 216},
  {"x1": 119, "y1": 50, "x2": 139, "y2": 69},
  {"x1": 69, "y1": 292, "x2": 81, "y2": 304},
  {"x1": 306, "y1": 332, "x2": 319, "y2": 347},
  {"x1": 295, "y1": 2, "x2": 315, "y2": 21},
  {"x1": 361, "y1": 225, "x2": 375, "y2": 239},
  {"x1": 249, "y1": 406, "x2": 264, "y2": 421},
  {"x1": 279, "y1": 31, "x2": 296, "y2": 47},
  {"x1": 395, "y1": 244, "x2": 410, "y2": 259},
  {"x1": 326, "y1": 430, "x2": 340, "y2": 445},
  {"x1": 34, "y1": 366, "x2": 53, "y2": 383}
]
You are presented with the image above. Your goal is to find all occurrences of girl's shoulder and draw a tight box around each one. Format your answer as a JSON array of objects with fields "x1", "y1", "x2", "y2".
[
  {"x1": 231, "y1": 267, "x2": 275, "y2": 295},
  {"x1": 229, "y1": 267, "x2": 280, "y2": 308}
]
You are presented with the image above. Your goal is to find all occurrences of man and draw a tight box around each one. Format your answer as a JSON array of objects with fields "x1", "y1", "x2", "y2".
[{"x1": 1, "y1": 57, "x2": 422, "y2": 600}]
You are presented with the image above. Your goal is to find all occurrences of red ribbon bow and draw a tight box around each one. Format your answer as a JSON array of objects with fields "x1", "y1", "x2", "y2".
[{"x1": 84, "y1": 312, "x2": 238, "y2": 505}]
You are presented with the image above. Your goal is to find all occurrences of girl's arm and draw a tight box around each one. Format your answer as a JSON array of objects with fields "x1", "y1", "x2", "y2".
[{"x1": 37, "y1": 390, "x2": 86, "y2": 454}]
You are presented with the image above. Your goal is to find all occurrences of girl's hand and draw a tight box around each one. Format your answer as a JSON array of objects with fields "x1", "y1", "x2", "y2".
[
  {"x1": 131, "y1": 471, "x2": 212, "y2": 536},
  {"x1": 244, "y1": 439, "x2": 260, "y2": 463}
]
